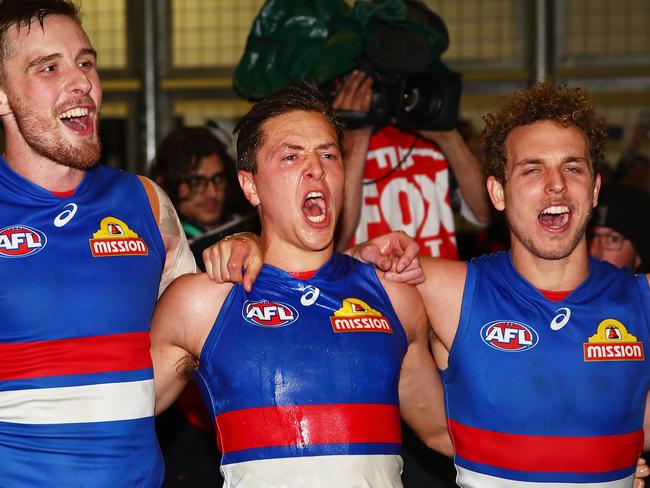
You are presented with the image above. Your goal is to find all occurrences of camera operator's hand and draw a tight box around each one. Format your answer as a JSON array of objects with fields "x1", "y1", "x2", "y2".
[
  {"x1": 332, "y1": 70, "x2": 374, "y2": 116},
  {"x1": 334, "y1": 70, "x2": 376, "y2": 251}
]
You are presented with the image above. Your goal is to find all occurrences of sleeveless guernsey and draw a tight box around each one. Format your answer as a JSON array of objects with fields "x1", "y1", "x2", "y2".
[
  {"x1": 443, "y1": 251, "x2": 650, "y2": 487},
  {"x1": 0, "y1": 157, "x2": 166, "y2": 487},
  {"x1": 196, "y1": 253, "x2": 409, "y2": 487}
]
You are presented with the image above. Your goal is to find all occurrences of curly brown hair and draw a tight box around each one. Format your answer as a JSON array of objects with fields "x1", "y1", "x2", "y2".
[{"x1": 481, "y1": 79, "x2": 607, "y2": 185}]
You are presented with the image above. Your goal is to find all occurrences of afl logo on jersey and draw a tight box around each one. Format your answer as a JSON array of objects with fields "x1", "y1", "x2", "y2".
[
  {"x1": 480, "y1": 320, "x2": 539, "y2": 352},
  {"x1": 243, "y1": 300, "x2": 299, "y2": 328},
  {"x1": 0, "y1": 225, "x2": 47, "y2": 258}
]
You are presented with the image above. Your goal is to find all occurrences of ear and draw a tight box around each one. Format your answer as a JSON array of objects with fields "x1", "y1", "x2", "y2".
[
  {"x1": 0, "y1": 84, "x2": 12, "y2": 117},
  {"x1": 486, "y1": 176, "x2": 505, "y2": 211},
  {"x1": 238, "y1": 170, "x2": 260, "y2": 207},
  {"x1": 592, "y1": 173, "x2": 601, "y2": 208}
]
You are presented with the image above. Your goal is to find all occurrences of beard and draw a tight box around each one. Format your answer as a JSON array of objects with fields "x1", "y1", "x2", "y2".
[
  {"x1": 506, "y1": 205, "x2": 591, "y2": 261},
  {"x1": 9, "y1": 93, "x2": 101, "y2": 170}
]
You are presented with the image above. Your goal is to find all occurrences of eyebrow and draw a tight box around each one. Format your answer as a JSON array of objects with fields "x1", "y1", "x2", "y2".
[
  {"x1": 26, "y1": 53, "x2": 60, "y2": 70},
  {"x1": 280, "y1": 142, "x2": 338, "y2": 151},
  {"x1": 515, "y1": 156, "x2": 589, "y2": 166},
  {"x1": 78, "y1": 48, "x2": 98, "y2": 60},
  {"x1": 26, "y1": 48, "x2": 97, "y2": 71}
]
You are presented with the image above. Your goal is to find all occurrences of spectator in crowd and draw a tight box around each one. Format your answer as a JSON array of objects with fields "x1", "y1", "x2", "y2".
[
  {"x1": 151, "y1": 126, "x2": 257, "y2": 271},
  {"x1": 590, "y1": 182, "x2": 650, "y2": 273},
  {"x1": 151, "y1": 127, "x2": 247, "y2": 239}
]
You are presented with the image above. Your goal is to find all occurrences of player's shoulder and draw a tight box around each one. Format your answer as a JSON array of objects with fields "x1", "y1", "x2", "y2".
[
  {"x1": 420, "y1": 255, "x2": 467, "y2": 281},
  {"x1": 161, "y1": 273, "x2": 234, "y2": 313}
]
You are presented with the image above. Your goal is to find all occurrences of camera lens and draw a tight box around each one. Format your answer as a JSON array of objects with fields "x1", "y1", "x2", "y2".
[
  {"x1": 402, "y1": 74, "x2": 442, "y2": 119},
  {"x1": 403, "y1": 88, "x2": 421, "y2": 113}
]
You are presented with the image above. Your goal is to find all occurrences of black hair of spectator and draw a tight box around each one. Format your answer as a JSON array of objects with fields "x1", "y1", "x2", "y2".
[
  {"x1": 233, "y1": 82, "x2": 343, "y2": 173},
  {"x1": 151, "y1": 126, "x2": 236, "y2": 209}
]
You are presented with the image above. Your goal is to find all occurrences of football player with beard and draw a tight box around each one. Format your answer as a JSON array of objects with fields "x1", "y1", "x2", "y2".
[{"x1": 0, "y1": 1, "x2": 196, "y2": 486}]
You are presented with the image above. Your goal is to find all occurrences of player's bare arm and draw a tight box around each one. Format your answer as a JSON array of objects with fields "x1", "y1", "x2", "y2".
[
  {"x1": 381, "y1": 275, "x2": 453, "y2": 457},
  {"x1": 150, "y1": 273, "x2": 232, "y2": 414},
  {"x1": 204, "y1": 230, "x2": 425, "y2": 286},
  {"x1": 416, "y1": 256, "x2": 467, "y2": 368},
  {"x1": 138, "y1": 175, "x2": 197, "y2": 296}
]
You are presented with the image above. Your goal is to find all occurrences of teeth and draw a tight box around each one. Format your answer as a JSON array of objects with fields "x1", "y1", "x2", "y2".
[
  {"x1": 305, "y1": 191, "x2": 327, "y2": 224},
  {"x1": 542, "y1": 205, "x2": 569, "y2": 215},
  {"x1": 60, "y1": 107, "x2": 89, "y2": 119}
]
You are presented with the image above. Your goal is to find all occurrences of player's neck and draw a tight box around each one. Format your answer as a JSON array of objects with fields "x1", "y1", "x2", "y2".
[
  {"x1": 4, "y1": 140, "x2": 85, "y2": 192},
  {"x1": 262, "y1": 235, "x2": 334, "y2": 274},
  {"x1": 511, "y1": 240, "x2": 590, "y2": 292}
]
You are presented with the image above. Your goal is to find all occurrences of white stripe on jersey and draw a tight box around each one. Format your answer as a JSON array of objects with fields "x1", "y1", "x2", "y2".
[
  {"x1": 456, "y1": 466, "x2": 635, "y2": 488},
  {"x1": 0, "y1": 379, "x2": 155, "y2": 424},
  {"x1": 222, "y1": 454, "x2": 403, "y2": 488}
]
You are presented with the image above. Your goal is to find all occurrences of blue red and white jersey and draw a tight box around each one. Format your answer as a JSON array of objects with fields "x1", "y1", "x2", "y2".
[
  {"x1": 0, "y1": 157, "x2": 166, "y2": 487},
  {"x1": 348, "y1": 125, "x2": 458, "y2": 259},
  {"x1": 195, "y1": 253, "x2": 409, "y2": 487},
  {"x1": 443, "y1": 251, "x2": 650, "y2": 487}
]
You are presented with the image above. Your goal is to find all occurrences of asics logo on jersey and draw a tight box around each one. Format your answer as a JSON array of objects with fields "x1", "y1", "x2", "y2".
[
  {"x1": 481, "y1": 320, "x2": 539, "y2": 352},
  {"x1": 0, "y1": 225, "x2": 47, "y2": 258},
  {"x1": 54, "y1": 203, "x2": 78, "y2": 227},
  {"x1": 243, "y1": 300, "x2": 299, "y2": 328},
  {"x1": 300, "y1": 285, "x2": 320, "y2": 306},
  {"x1": 550, "y1": 307, "x2": 571, "y2": 331}
]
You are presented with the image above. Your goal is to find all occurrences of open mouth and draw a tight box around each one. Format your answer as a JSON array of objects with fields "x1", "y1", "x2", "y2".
[
  {"x1": 303, "y1": 191, "x2": 327, "y2": 224},
  {"x1": 59, "y1": 107, "x2": 92, "y2": 133},
  {"x1": 538, "y1": 204, "x2": 570, "y2": 229}
]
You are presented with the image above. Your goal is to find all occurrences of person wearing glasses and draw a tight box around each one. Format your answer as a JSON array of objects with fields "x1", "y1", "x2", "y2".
[
  {"x1": 589, "y1": 183, "x2": 650, "y2": 273},
  {"x1": 152, "y1": 126, "x2": 239, "y2": 239}
]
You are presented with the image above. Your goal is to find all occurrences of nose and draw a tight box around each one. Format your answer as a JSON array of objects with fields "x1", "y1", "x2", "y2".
[
  {"x1": 304, "y1": 153, "x2": 325, "y2": 180},
  {"x1": 66, "y1": 67, "x2": 92, "y2": 96},
  {"x1": 545, "y1": 166, "x2": 566, "y2": 194}
]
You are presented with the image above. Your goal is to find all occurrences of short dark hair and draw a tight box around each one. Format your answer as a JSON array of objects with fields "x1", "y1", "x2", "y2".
[
  {"x1": 482, "y1": 79, "x2": 607, "y2": 185},
  {"x1": 150, "y1": 126, "x2": 235, "y2": 207},
  {"x1": 0, "y1": 0, "x2": 81, "y2": 74},
  {"x1": 233, "y1": 82, "x2": 343, "y2": 173}
]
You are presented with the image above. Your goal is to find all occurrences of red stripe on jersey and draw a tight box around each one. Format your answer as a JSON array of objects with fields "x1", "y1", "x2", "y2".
[
  {"x1": 51, "y1": 189, "x2": 76, "y2": 198},
  {"x1": 216, "y1": 403, "x2": 401, "y2": 454},
  {"x1": 538, "y1": 288, "x2": 572, "y2": 302},
  {"x1": 449, "y1": 419, "x2": 642, "y2": 472},
  {"x1": 0, "y1": 332, "x2": 152, "y2": 380}
]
